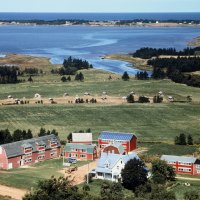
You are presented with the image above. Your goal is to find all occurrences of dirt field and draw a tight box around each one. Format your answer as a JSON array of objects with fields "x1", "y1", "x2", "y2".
[
  {"x1": 0, "y1": 185, "x2": 26, "y2": 200},
  {"x1": 59, "y1": 161, "x2": 97, "y2": 185}
]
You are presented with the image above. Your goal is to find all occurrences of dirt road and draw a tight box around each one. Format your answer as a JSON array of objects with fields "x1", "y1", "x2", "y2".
[
  {"x1": 176, "y1": 176, "x2": 200, "y2": 181},
  {"x1": 0, "y1": 185, "x2": 27, "y2": 200},
  {"x1": 59, "y1": 161, "x2": 97, "y2": 185}
]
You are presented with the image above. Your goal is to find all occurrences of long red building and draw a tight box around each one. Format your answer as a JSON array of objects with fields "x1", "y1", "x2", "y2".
[
  {"x1": 161, "y1": 155, "x2": 200, "y2": 176},
  {"x1": 98, "y1": 131, "x2": 137, "y2": 153},
  {"x1": 0, "y1": 134, "x2": 61, "y2": 170}
]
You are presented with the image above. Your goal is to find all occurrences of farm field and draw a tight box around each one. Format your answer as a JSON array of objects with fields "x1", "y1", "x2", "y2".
[
  {"x1": 0, "y1": 103, "x2": 200, "y2": 142},
  {"x1": 0, "y1": 61, "x2": 199, "y2": 142}
]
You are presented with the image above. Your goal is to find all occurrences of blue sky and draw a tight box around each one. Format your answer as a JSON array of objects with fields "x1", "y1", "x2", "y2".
[{"x1": 0, "y1": 0, "x2": 199, "y2": 13}]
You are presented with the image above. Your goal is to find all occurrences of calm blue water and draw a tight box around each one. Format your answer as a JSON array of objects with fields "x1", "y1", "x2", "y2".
[
  {"x1": 0, "y1": 25, "x2": 200, "y2": 74},
  {"x1": 0, "y1": 12, "x2": 200, "y2": 21}
]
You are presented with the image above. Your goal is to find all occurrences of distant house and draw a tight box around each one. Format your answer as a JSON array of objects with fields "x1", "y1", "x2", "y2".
[
  {"x1": 64, "y1": 143, "x2": 97, "y2": 161},
  {"x1": 0, "y1": 134, "x2": 61, "y2": 170},
  {"x1": 98, "y1": 131, "x2": 137, "y2": 153},
  {"x1": 161, "y1": 155, "x2": 200, "y2": 176},
  {"x1": 72, "y1": 133, "x2": 93, "y2": 144},
  {"x1": 95, "y1": 152, "x2": 139, "y2": 182},
  {"x1": 102, "y1": 142, "x2": 125, "y2": 155}
]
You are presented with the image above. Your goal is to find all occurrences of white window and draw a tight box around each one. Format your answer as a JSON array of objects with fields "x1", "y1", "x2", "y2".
[
  {"x1": 178, "y1": 162, "x2": 192, "y2": 166},
  {"x1": 178, "y1": 167, "x2": 191, "y2": 172},
  {"x1": 38, "y1": 150, "x2": 45, "y2": 154},
  {"x1": 38, "y1": 155, "x2": 45, "y2": 160},
  {"x1": 196, "y1": 165, "x2": 200, "y2": 169},
  {"x1": 80, "y1": 154, "x2": 86, "y2": 158},
  {"x1": 24, "y1": 152, "x2": 32, "y2": 157},
  {"x1": 24, "y1": 158, "x2": 32, "y2": 163},
  {"x1": 168, "y1": 161, "x2": 176, "y2": 164},
  {"x1": 81, "y1": 149, "x2": 86, "y2": 153},
  {"x1": 197, "y1": 170, "x2": 200, "y2": 174}
]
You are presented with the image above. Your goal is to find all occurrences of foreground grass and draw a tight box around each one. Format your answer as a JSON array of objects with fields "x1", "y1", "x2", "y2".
[
  {"x1": 0, "y1": 159, "x2": 90, "y2": 189},
  {"x1": 79, "y1": 179, "x2": 200, "y2": 200},
  {"x1": 79, "y1": 179, "x2": 134, "y2": 199}
]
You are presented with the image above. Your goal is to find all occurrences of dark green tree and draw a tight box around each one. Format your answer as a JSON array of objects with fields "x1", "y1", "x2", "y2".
[
  {"x1": 28, "y1": 75, "x2": 33, "y2": 82},
  {"x1": 0, "y1": 129, "x2": 13, "y2": 144},
  {"x1": 51, "y1": 129, "x2": 58, "y2": 136},
  {"x1": 23, "y1": 176, "x2": 85, "y2": 200},
  {"x1": 38, "y1": 128, "x2": 46, "y2": 137},
  {"x1": 179, "y1": 133, "x2": 187, "y2": 145},
  {"x1": 126, "y1": 94, "x2": 135, "y2": 103},
  {"x1": 187, "y1": 134, "x2": 193, "y2": 145},
  {"x1": 67, "y1": 76, "x2": 71, "y2": 81},
  {"x1": 122, "y1": 71, "x2": 130, "y2": 81},
  {"x1": 67, "y1": 133, "x2": 72, "y2": 142},
  {"x1": 61, "y1": 76, "x2": 67, "y2": 82},
  {"x1": 100, "y1": 181, "x2": 124, "y2": 200},
  {"x1": 121, "y1": 158, "x2": 147, "y2": 191},
  {"x1": 152, "y1": 160, "x2": 175, "y2": 184},
  {"x1": 26, "y1": 129, "x2": 33, "y2": 139},
  {"x1": 79, "y1": 72, "x2": 84, "y2": 81},
  {"x1": 12, "y1": 129, "x2": 23, "y2": 142}
]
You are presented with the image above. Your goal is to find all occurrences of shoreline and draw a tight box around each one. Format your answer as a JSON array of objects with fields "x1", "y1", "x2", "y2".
[
  {"x1": 104, "y1": 54, "x2": 152, "y2": 71},
  {"x1": 1, "y1": 22, "x2": 200, "y2": 28}
]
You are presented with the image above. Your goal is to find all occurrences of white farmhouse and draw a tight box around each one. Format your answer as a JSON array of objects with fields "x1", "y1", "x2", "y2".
[{"x1": 95, "y1": 152, "x2": 139, "y2": 182}]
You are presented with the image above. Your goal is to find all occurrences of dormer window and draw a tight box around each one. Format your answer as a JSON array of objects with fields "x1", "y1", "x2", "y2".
[
  {"x1": 104, "y1": 160, "x2": 110, "y2": 168},
  {"x1": 50, "y1": 140, "x2": 58, "y2": 148}
]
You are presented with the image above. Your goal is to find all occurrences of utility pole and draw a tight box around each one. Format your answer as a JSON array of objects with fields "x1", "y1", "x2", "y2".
[{"x1": 87, "y1": 162, "x2": 89, "y2": 184}]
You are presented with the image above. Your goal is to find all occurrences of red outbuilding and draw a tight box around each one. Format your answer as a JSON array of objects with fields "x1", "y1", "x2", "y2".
[
  {"x1": 161, "y1": 155, "x2": 200, "y2": 176},
  {"x1": 64, "y1": 143, "x2": 97, "y2": 161},
  {"x1": 0, "y1": 134, "x2": 61, "y2": 170},
  {"x1": 98, "y1": 131, "x2": 137, "y2": 153}
]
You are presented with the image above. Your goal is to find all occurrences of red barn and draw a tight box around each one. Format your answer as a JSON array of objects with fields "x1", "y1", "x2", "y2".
[
  {"x1": 102, "y1": 142, "x2": 125, "y2": 155},
  {"x1": 161, "y1": 155, "x2": 200, "y2": 176},
  {"x1": 0, "y1": 134, "x2": 61, "y2": 170},
  {"x1": 64, "y1": 143, "x2": 97, "y2": 161},
  {"x1": 98, "y1": 131, "x2": 137, "y2": 153}
]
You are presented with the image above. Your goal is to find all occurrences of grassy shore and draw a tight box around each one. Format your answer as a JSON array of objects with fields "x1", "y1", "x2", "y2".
[{"x1": 105, "y1": 54, "x2": 151, "y2": 71}]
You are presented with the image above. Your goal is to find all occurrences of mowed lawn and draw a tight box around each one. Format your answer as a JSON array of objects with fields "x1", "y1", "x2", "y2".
[
  {"x1": 0, "y1": 158, "x2": 90, "y2": 189},
  {"x1": 0, "y1": 103, "x2": 200, "y2": 142}
]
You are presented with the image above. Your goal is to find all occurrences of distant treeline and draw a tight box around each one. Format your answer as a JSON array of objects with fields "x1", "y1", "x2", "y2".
[
  {"x1": 132, "y1": 47, "x2": 200, "y2": 59},
  {"x1": 51, "y1": 56, "x2": 93, "y2": 75},
  {"x1": 149, "y1": 57, "x2": 200, "y2": 87},
  {"x1": 1, "y1": 19, "x2": 200, "y2": 25},
  {"x1": 0, "y1": 66, "x2": 19, "y2": 83}
]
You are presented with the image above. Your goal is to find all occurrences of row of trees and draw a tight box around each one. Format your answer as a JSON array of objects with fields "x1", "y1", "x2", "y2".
[
  {"x1": 0, "y1": 66, "x2": 19, "y2": 84},
  {"x1": 149, "y1": 57, "x2": 200, "y2": 87},
  {"x1": 0, "y1": 128, "x2": 58, "y2": 145},
  {"x1": 37, "y1": 128, "x2": 58, "y2": 137},
  {"x1": 0, "y1": 129, "x2": 33, "y2": 145},
  {"x1": 135, "y1": 71, "x2": 149, "y2": 80},
  {"x1": 174, "y1": 133, "x2": 193, "y2": 145},
  {"x1": 58, "y1": 56, "x2": 93, "y2": 75},
  {"x1": 133, "y1": 47, "x2": 200, "y2": 59},
  {"x1": 148, "y1": 57, "x2": 200, "y2": 73}
]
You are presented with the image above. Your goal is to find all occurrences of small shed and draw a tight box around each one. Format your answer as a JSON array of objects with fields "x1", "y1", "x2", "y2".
[{"x1": 72, "y1": 133, "x2": 93, "y2": 144}]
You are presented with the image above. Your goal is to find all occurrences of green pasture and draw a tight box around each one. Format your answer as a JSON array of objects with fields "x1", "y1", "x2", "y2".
[
  {"x1": 0, "y1": 69, "x2": 199, "y2": 102},
  {"x1": 0, "y1": 159, "x2": 90, "y2": 189},
  {"x1": 0, "y1": 103, "x2": 200, "y2": 142}
]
